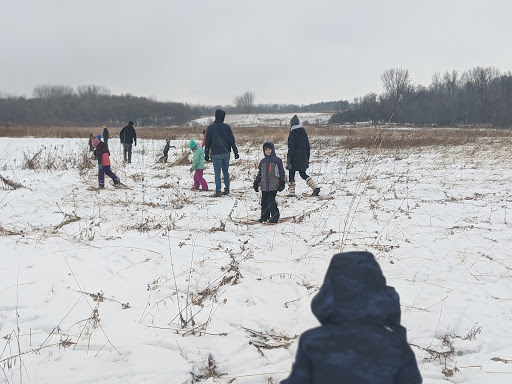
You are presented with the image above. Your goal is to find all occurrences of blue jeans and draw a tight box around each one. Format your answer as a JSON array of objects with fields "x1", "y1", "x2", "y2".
[{"x1": 212, "y1": 153, "x2": 230, "y2": 193}]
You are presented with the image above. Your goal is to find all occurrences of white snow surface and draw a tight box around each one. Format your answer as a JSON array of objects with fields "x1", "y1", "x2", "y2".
[
  {"x1": 190, "y1": 112, "x2": 332, "y2": 127},
  {"x1": 1, "y1": 132, "x2": 512, "y2": 384}
]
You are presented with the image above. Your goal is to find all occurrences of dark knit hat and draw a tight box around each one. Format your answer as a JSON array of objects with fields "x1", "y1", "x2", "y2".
[
  {"x1": 290, "y1": 115, "x2": 300, "y2": 126},
  {"x1": 263, "y1": 143, "x2": 272, "y2": 151},
  {"x1": 128, "y1": 121, "x2": 134, "y2": 125},
  {"x1": 215, "y1": 109, "x2": 226, "y2": 122}
]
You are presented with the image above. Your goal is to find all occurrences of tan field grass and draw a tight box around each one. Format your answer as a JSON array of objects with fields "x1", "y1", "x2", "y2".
[{"x1": 1, "y1": 124, "x2": 511, "y2": 149}]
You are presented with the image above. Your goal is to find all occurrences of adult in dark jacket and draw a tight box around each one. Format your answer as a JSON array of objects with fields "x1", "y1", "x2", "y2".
[
  {"x1": 119, "y1": 121, "x2": 137, "y2": 163},
  {"x1": 281, "y1": 252, "x2": 422, "y2": 384},
  {"x1": 102, "y1": 125, "x2": 110, "y2": 147},
  {"x1": 204, "y1": 109, "x2": 239, "y2": 196},
  {"x1": 286, "y1": 115, "x2": 320, "y2": 196}
]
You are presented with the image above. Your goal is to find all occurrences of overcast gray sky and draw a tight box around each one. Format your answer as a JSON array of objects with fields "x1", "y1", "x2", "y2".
[{"x1": 1, "y1": 0, "x2": 512, "y2": 106}]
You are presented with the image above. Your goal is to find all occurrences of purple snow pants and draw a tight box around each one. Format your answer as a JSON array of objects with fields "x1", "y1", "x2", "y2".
[
  {"x1": 99, "y1": 165, "x2": 118, "y2": 188},
  {"x1": 194, "y1": 169, "x2": 208, "y2": 190}
]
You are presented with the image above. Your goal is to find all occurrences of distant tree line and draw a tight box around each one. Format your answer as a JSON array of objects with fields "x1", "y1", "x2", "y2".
[
  {"x1": 194, "y1": 90, "x2": 349, "y2": 116},
  {"x1": 0, "y1": 84, "x2": 198, "y2": 126},
  {"x1": 330, "y1": 66, "x2": 512, "y2": 127}
]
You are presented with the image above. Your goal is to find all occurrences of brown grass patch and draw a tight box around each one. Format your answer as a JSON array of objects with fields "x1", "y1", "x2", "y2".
[{"x1": 2, "y1": 124, "x2": 511, "y2": 150}]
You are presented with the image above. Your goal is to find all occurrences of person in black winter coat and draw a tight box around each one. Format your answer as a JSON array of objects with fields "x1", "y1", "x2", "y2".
[
  {"x1": 119, "y1": 121, "x2": 137, "y2": 163},
  {"x1": 102, "y1": 125, "x2": 110, "y2": 147},
  {"x1": 286, "y1": 115, "x2": 320, "y2": 197},
  {"x1": 281, "y1": 251, "x2": 423, "y2": 384},
  {"x1": 204, "y1": 109, "x2": 239, "y2": 196},
  {"x1": 253, "y1": 142, "x2": 285, "y2": 223}
]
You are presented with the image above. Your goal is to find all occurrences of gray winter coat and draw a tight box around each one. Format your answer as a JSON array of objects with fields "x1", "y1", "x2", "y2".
[{"x1": 255, "y1": 142, "x2": 285, "y2": 192}]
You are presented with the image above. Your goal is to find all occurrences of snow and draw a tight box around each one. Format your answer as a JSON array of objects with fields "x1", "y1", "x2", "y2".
[
  {"x1": 190, "y1": 112, "x2": 332, "y2": 127},
  {"x1": 1, "y1": 129, "x2": 512, "y2": 384}
]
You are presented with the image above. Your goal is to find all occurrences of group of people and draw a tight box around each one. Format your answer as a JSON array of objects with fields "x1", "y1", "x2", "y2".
[
  {"x1": 200, "y1": 109, "x2": 321, "y2": 223},
  {"x1": 88, "y1": 121, "x2": 137, "y2": 188},
  {"x1": 85, "y1": 115, "x2": 423, "y2": 382}
]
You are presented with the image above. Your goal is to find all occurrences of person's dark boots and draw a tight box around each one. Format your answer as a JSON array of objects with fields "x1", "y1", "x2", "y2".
[
  {"x1": 269, "y1": 213, "x2": 280, "y2": 223},
  {"x1": 128, "y1": 153, "x2": 132, "y2": 164}
]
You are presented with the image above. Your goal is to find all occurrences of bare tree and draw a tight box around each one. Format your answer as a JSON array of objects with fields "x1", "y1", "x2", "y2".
[
  {"x1": 77, "y1": 84, "x2": 111, "y2": 98},
  {"x1": 33, "y1": 84, "x2": 75, "y2": 99},
  {"x1": 234, "y1": 91, "x2": 255, "y2": 113},
  {"x1": 381, "y1": 68, "x2": 411, "y2": 101}
]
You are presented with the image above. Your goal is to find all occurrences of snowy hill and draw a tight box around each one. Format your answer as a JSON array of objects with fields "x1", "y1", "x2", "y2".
[
  {"x1": 1, "y1": 132, "x2": 512, "y2": 383},
  {"x1": 189, "y1": 112, "x2": 332, "y2": 127}
]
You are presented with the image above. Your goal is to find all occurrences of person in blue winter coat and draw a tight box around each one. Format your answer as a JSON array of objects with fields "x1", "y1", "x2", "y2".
[
  {"x1": 281, "y1": 251, "x2": 422, "y2": 384},
  {"x1": 253, "y1": 142, "x2": 285, "y2": 223}
]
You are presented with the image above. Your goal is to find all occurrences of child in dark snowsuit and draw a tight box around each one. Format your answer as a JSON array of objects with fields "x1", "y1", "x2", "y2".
[
  {"x1": 281, "y1": 251, "x2": 423, "y2": 384},
  {"x1": 253, "y1": 142, "x2": 285, "y2": 223},
  {"x1": 92, "y1": 136, "x2": 120, "y2": 188},
  {"x1": 158, "y1": 139, "x2": 175, "y2": 162}
]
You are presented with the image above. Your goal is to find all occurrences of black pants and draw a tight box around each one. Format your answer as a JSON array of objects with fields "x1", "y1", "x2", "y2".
[
  {"x1": 289, "y1": 169, "x2": 309, "y2": 183},
  {"x1": 261, "y1": 191, "x2": 280, "y2": 220}
]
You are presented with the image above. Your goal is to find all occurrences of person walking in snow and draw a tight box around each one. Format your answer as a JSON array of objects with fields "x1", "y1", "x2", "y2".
[
  {"x1": 158, "y1": 139, "x2": 175, "y2": 162},
  {"x1": 120, "y1": 121, "x2": 137, "y2": 163},
  {"x1": 88, "y1": 133, "x2": 94, "y2": 152},
  {"x1": 253, "y1": 142, "x2": 285, "y2": 223},
  {"x1": 286, "y1": 115, "x2": 320, "y2": 197},
  {"x1": 204, "y1": 109, "x2": 239, "y2": 197},
  {"x1": 189, "y1": 140, "x2": 208, "y2": 191},
  {"x1": 102, "y1": 125, "x2": 110, "y2": 147},
  {"x1": 92, "y1": 136, "x2": 120, "y2": 188},
  {"x1": 281, "y1": 251, "x2": 423, "y2": 384}
]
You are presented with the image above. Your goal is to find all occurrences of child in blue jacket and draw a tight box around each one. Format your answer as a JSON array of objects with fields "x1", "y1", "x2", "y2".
[
  {"x1": 253, "y1": 142, "x2": 285, "y2": 223},
  {"x1": 281, "y1": 251, "x2": 422, "y2": 384}
]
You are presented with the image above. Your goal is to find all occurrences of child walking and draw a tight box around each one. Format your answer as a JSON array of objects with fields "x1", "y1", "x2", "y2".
[
  {"x1": 158, "y1": 139, "x2": 175, "y2": 162},
  {"x1": 253, "y1": 142, "x2": 285, "y2": 223},
  {"x1": 189, "y1": 140, "x2": 208, "y2": 191},
  {"x1": 281, "y1": 251, "x2": 423, "y2": 384},
  {"x1": 92, "y1": 136, "x2": 120, "y2": 188}
]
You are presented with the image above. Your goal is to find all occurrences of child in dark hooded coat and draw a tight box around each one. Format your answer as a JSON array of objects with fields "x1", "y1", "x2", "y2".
[
  {"x1": 253, "y1": 142, "x2": 285, "y2": 223},
  {"x1": 281, "y1": 251, "x2": 422, "y2": 384}
]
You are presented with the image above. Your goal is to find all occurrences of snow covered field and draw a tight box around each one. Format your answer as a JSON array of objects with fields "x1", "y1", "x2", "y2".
[
  {"x1": 190, "y1": 112, "x2": 332, "y2": 127},
  {"x1": 1, "y1": 130, "x2": 512, "y2": 384}
]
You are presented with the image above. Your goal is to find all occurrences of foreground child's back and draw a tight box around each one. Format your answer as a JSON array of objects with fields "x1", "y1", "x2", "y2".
[{"x1": 281, "y1": 252, "x2": 422, "y2": 384}]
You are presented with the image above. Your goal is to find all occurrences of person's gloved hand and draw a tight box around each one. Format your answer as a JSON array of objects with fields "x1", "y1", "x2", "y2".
[
  {"x1": 278, "y1": 182, "x2": 285, "y2": 192},
  {"x1": 98, "y1": 164, "x2": 103, "y2": 170},
  {"x1": 234, "y1": 153, "x2": 240, "y2": 159},
  {"x1": 253, "y1": 181, "x2": 259, "y2": 192},
  {"x1": 286, "y1": 161, "x2": 292, "y2": 170},
  {"x1": 189, "y1": 167, "x2": 194, "y2": 173},
  {"x1": 134, "y1": 141, "x2": 137, "y2": 147}
]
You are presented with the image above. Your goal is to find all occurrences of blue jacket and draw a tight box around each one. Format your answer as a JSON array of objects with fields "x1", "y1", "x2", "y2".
[
  {"x1": 255, "y1": 142, "x2": 285, "y2": 192},
  {"x1": 204, "y1": 120, "x2": 238, "y2": 157},
  {"x1": 281, "y1": 252, "x2": 422, "y2": 384}
]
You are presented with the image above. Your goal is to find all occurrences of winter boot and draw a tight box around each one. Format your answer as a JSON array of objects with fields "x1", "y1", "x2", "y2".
[
  {"x1": 128, "y1": 153, "x2": 132, "y2": 164},
  {"x1": 288, "y1": 182, "x2": 296, "y2": 197},
  {"x1": 306, "y1": 177, "x2": 320, "y2": 196},
  {"x1": 269, "y1": 214, "x2": 280, "y2": 224}
]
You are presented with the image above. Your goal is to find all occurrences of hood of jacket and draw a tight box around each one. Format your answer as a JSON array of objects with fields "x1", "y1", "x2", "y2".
[
  {"x1": 311, "y1": 252, "x2": 402, "y2": 330},
  {"x1": 262, "y1": 141, "x2": 277, "y2": 160}
]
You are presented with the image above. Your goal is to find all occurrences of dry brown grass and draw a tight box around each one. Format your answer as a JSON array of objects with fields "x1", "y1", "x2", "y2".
[{"x1": 2, "y1": 124, "x2": 511, "y2": 149}]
